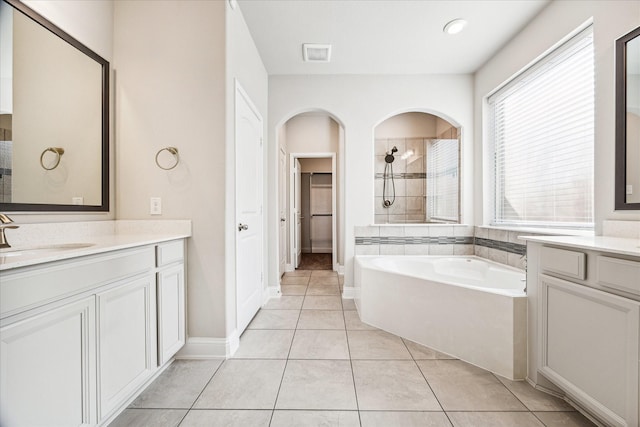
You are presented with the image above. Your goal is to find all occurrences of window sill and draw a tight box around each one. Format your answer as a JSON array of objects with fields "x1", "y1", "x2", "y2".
[{"x1": 479, "y1": 225, "x2": 595, "y2": 237}]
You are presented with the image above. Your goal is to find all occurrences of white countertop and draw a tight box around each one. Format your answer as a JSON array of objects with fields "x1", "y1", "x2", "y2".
[
  {"x1": 0, "y1": 220, "x2": 191, "y2": 271},
  {"x1": 521, "y1": 235, "x2": 640, "y2": 257}
]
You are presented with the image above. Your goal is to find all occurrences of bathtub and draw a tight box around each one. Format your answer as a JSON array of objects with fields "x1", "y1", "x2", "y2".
[{"x1": 354, "y1": 255, "x2": 527, "y2": 380}]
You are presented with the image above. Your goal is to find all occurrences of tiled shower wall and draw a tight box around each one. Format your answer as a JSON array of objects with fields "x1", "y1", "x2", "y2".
[
  {"x1": 354, "y1": 225, "x2": 551, "y2": 270},
  {"x1": 374, "y1": 138, "x2": 427, "y2": 224}
]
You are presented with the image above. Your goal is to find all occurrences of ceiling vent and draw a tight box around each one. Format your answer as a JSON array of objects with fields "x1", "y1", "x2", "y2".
[{"x1": 303, "y1": 44, "x2": 332, "y2": 63}]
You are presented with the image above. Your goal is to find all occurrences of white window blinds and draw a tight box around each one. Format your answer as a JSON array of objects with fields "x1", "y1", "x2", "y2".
[
  {"x1": 489, "y1": 25, "x2": 594, "y2": 228},
  {"x1": 427, "y1": 138, "x2": 459, "y2": 222}
]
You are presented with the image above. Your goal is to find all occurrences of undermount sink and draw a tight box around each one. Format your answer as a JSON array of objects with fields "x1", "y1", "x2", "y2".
[{"x1": 0, "y1": 243, "x2": 95, "y2": 258}]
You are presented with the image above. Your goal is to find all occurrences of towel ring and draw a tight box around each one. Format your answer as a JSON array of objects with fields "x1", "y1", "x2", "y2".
[
  {"x1": 155, "y1": 147, "x2": 180, "y2": 170},
  {"x1": 40, "y1": 147, "x2": 65, "y2": 170}
]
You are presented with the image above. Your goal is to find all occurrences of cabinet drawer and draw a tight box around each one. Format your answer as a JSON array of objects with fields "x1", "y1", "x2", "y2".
[
  {"x1": 597, "y1": 256, "x2": 640, "y2": 296},
  {"x1": 156, "y1": 240, "x2": 184, "y2": 267},
  {"x1": 1, "y1": 247, "x2": 155, "y2": 319},
  {"x1": 540, "y1": 246, "x2": 586, "y2": 280}
]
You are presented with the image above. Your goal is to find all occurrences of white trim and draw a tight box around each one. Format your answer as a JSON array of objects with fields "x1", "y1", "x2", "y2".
[
  {"x1": 264, "y1": 286, "x2": 281, "y2": 302},
  {"x1": 285, "y1": 263, "x2": 294, "y2": 272},
  {"x1": 289, "y1": 152, "x2": 338, "y2": 271},
  {"x1": 342, "y1": 287, "x2": 355, "y2": 299},
  {"x1": 177, "y1": 333, "x2": 240, "y2": 359},
  {"x1": 337, "y1": 264, "x2": 344, "y2": 275}
]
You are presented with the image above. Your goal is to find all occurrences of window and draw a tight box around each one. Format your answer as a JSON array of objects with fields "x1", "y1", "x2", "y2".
[
  {"x1": 427, "y1": 138, "x2": 459, "y2": 222},
  {"x1": 488, "y1": 25, "x2": 594, "y2": 228}
]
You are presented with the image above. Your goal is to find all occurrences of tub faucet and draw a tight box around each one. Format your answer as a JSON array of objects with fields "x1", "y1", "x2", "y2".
[{"x1": 0, "y1": 213, "x2": 19, "y2": 249}]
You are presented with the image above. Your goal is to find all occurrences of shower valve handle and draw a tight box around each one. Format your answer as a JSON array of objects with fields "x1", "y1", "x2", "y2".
[{"x1": 238, "y1": 223, "x2": 249, "y2": 231}]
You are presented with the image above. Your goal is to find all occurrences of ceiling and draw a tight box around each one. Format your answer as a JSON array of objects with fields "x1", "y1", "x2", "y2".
[{"x1": 237, "y1": 0, "x2": 550, "y2": 75}]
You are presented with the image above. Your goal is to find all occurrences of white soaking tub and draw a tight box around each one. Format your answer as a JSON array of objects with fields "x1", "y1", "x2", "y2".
[{"x1": 354, "y1": 255, "x2": 527, "y2": 379}]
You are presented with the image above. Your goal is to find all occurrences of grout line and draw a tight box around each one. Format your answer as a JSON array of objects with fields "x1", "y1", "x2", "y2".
[
  {"x1": 174, "y1": 358, "x2": 227, "y2": 425},
  {"x1": 343, "y1": 304, "x2": 363, "y2": 427}
]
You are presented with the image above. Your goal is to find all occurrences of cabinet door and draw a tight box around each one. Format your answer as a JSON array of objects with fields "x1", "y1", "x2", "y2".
[
  {"x1": 539, "y1": 274, "x2": 639, "y2": 427},
  {"x1": 157, "y1": 264, "x2": 185, "y2": 365},
  {"x1": 0, "y1": 297, "x2": 96, "y2": 427},
  {"x1": 97, "y1": 274, "x2": 156, "y2": 421}
]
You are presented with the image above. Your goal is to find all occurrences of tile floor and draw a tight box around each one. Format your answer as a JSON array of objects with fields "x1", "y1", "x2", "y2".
[{"x1": 111, "y1": 270, "x2": 597, "y2": 427}]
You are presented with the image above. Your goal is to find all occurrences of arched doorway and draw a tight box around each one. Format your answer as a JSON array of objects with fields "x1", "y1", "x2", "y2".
[{"x1": 374, "y1": 112, "x2": 460, "y2": 224}]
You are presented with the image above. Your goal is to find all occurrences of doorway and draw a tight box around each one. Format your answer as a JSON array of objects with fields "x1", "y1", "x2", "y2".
[{"x1": 290, "y1": 153, "x2": 336, "y2": 272}]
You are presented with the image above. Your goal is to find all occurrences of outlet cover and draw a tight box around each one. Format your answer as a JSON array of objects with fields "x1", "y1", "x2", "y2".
[
  {"x1": 150, "y1": 197, "x2": 162, "y2": 215},
  {"x1": 72, "y1": 197, "x2": 84, "y2": 205},
  {"x1": 626, "y1": 185, "x2": 633, "y2": 195}
]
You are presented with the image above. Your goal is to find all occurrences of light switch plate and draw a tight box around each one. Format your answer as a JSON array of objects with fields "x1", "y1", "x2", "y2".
[{"x1": 150, "y1": 197, "x2": 162, "y2": 215}]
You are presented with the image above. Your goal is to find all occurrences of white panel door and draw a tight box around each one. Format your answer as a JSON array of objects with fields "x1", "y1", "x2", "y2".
[
  {"x1": 157, "y1": 264, "x2": 185, "y2": 365},
  {"x1": 0, "y1": 297, "x2": 96, "y2": 427},
  {"x1": 279, "y1": 148, "x2": 287, "y2": 276},
  {"x1": 294, "y1": 159, "x2": 302, "y2": 268},
  {"x1": 235, "y1": 83, "x2": 263, "y2": 334},
  {"x1": 97, "y1": 275, "x2": 156, "y2": 421}
]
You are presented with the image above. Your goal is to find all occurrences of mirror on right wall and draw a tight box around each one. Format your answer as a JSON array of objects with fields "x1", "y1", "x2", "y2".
[{"x1": 616, "y1": 25, "x2": 640, "y2": 210}]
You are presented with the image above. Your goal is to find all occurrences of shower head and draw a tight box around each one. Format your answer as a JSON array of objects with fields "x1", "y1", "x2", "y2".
[{"x1": 385, "y1": 146, "x2": 398, "y2": 164}]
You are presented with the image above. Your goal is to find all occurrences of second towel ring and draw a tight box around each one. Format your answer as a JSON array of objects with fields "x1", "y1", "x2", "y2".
[
  {"x1": 155, "y1": 147, "x2": 180, "y2": 170},
  {"x1": 40, "y1": 147, "x2": 65, "y2": 170}
]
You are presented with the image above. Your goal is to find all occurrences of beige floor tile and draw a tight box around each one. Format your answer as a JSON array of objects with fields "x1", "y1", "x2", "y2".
[
  {"x1": 109, "y1": 409, "x2": 187, "y2": 427},
  {"x1": 533, "y1": 411, "x2": 597, "y2": 426},
  {"x1": 352, "y1": 360, "x2": 441, "y2": 410},
  {"x1": 289, "y1": 330, "x2": 350, "y2": 359},
  {"x1": 276, "y1": 360, "x2": 357, "y2": 410},
  {"x1": 262, "y1": 296, "x2": 304, "y2": 310},
  {"x1": 129, "y1": 360, "x2": 222, "y2": 409},
  {"x1": 302, "y1": 295, "x2": 343, "y2": 310},
  {"x1": 247, "y1": 310, "x2": 299, "y2": 329},
  {"x1": 309, "y1": 275, "x2": 339, "y2": 286},
  {"x1": 284, "y1": 270, "x2": 312, "y2": 277},
  {"x1": 194, "y1": 359, "x2": 286, "y2": 409},
  {"x1": 341, "y1": 299, "x2": 357, "y2": 310},
  {"x1": 344, "y1": 310, "x2": 378, "y2": 330},
  {"x1": 281, "y1": 276, "x2": 310, "y2": 285},
  {"x1": 280, "y1": 285, "x2": 307, "y2": 295},
  {"x1": 232, "y1": 330, "x2": 294, "y2": 359},
  {"x1": 403, "y1": 339, "x2": 456, "y2": 360},
  {"x1": 306, "y1": 284, "x2": 341, "y2": 295},
  {"x1": 271, "y1": 411, "x2": 360, "y2": 427},
  {"x1": 495, "y1": 376, "x2": 574, "y2": 411},
  {"x1": 310, "y1": 270, "x2": 338, "y2": 277},
  {"x1": 297, "y1": 310, "x2": 346, "y2": 329},
  {"x1": 417, "y1": 360, "x2": 527, "y2": 411},
  {"x1": 347, "y1": 330, "x2": 412, "y2": 359},
  {"x1": 180, "y1": 410, "x2": 271, "y2": 427},
  {"x1": 447, "y1": 412, "x2": 544, "y2": 427},
  {"x1": 360, "y1": 411, "x2": 452, "y2": 427}
]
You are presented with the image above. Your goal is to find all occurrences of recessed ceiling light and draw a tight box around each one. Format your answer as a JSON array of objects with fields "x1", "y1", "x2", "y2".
[
  {"x1": 303, "y1": 44, "x2": 332, "y2": 63},
  {"x1": 443, "y1": 19, "x2": 467, "y2": 35}
]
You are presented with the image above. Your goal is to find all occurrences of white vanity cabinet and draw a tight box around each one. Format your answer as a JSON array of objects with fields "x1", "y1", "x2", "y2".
[
  {"x1": 0, "y1": 296, "x2": 96, "y2": 427},
  {"x1": 0, "y1": 237, "x2": 187, "y2": 427},
  {"x1": 526, "y1": 239, "x2": 640, "y2": 427},
  {"x1": 97, "y1": 274, "x2": 157, "y2": 420},
  {"x1": 156, "y1": 240, "x2": 186, "y2": 365}
]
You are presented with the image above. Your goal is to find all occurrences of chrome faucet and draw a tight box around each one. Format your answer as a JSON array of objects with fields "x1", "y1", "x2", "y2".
[{"x1": 0, "y1": 213, "x2": 19, "y2": 249}]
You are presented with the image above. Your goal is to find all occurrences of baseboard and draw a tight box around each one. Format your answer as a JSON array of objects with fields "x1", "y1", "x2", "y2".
[
  {"x1": 264, "y1": 286, "x2": 281, "y2": 302},
  {"x1": 336, "y1": 264, "x2": 344, "y2": 275},
  {"x1": 285, "y1": 263, "x2": 294, "y2": 272},
  {"x1": 176, "y1": 333, "x2": 239, "y2": 359},
  {"x1": 342, "y1": 286, "x2": 355, "y2": 299}
]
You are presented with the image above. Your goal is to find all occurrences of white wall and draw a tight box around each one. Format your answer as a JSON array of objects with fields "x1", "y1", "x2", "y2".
[
  {"x1": 474, "y1": 0, "x2": 640, "y2": 231},
  {"x1": 375, "y1": 112, "x2": 437, "y2": 138},
  {"x1": 300, "y1": 158, "x2": 332, "y2": 173},
  {"x1": 114, "y1": 0, "x2": 227, "y2": 341},
  {"x1": 114, "y1": 0, "x2": 267, "y2": 348},
  {"x1": 283, "y1": 114, "x2": 342, "y2": 268},
  {"x1": 225, "y1": 1, "x2": 269, "y2": 336},
  {"x1": 7, "y1": 0, "x2": 114, "y2": 223},
  {"x1": 268, "y1": 74, "x2": 474, "y2": 286}
]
